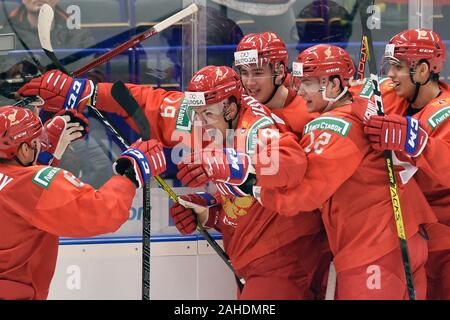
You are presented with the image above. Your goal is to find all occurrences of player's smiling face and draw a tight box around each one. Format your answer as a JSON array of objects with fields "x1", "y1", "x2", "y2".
[
  {"x1": 295, "y1": 77, "x2": 327, "y2": 113},
  {"x1": 387, "y1": 60, "x2": 417, "y2": 99},
  {"x1": 240, "y1": 63, "x2": 275, "y2": 103},
  {"x1": 192, "y1": 102, "x2": 229, "y2": 144}
]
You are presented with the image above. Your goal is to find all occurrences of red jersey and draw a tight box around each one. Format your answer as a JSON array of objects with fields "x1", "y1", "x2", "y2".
[
  {"x1": 213, "y1": 95, "x2": 323, "y2": 271},
  {"x1": 372, "y1": 79, "x2": 450, "y2": 251},
  {"x1": 95, "y1": 83, "x2": 191, "y2": 148},
  {"x1": 258, "y1": 97, "x2": 437, "y2": 273},
  {"x1": 94, "y1": 83, "x2": 323, "y2": 271},
  {"x1": 0, "y1": 164, "x2": 135, "y2": 299}
]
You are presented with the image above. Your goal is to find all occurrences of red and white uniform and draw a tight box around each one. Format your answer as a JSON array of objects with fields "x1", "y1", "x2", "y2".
[
  {"x1": 94, "y1": 83, "x2": 324, "y2": 299},
  {"x1": 269, "y1": 88, "x2": 329, "y2": 299},
  {"x1": 210, "y1": 96, "x2": 323, "y2": 299},
  {"x1": 369, "y1": 79, "x2": 450, "y2": 299},
  {"x1": 258, "y1": 96, "x2": 437, "y2": 299},
  {"x1": 94, "y1": 83, "x2": 191, "y2": 147},
  {"x1": 0, "y1": 164, "x2": 135, "y2": 299}
]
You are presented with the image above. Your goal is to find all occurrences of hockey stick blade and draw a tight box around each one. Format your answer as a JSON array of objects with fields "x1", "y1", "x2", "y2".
[
  {"x1": 110, "y1": 81, "x2": 245, "y2": 290},
  {"x1": 38, "y1": 4, "x2": 70, "y2": 74},
  {"x1": 111, "y1": 81, "x2": 151, "y2": 140}
]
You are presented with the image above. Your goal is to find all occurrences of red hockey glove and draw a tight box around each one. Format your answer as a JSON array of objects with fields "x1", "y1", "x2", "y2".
[
  {"x1": 364, "y1": 114, "x2": 428, "y2": 157},
  {"x1": 113, "y1": 139, "x2": 166, "y2": 188},
  {"x1": 169, "y1": 193, "x2": 220, "y2": 235},
  {"x1": 177, "y1": 148, "x2": 252, "y2": 188},
  {"x1": 37, "y1": 110, "x2": 89, "y2": 166},
  {"x1": 18, "y1": 70, "x2": 95, "y2": 113}
]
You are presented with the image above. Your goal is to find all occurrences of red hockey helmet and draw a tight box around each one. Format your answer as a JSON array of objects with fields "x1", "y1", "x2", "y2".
[
  {"x1": 235, "y1": 31, "x2": 288, "y2": 68},
  {"x1": 385, "y1": 28, "x2": 446, "y2": 74},
  {"x1": 186, "y1": 65, "x2": 243, "y2": 106},
  {"x1": 292, "y1": 44, "x2": 355, "y2": 87},
  {"x1": 0, "y1": 106, "x2": 43, "y2": 160}
]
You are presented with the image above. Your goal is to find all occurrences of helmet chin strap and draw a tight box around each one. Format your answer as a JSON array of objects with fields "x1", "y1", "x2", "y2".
[
  {"x1": 321, "y1": 86, "x2": 349, "y2": 113},
  {"x1": 408, "y1": 68, "x2": 432, "y2": 105},
  {"x1": 262, "y1": 82, "x2": 280, "y2": 105},
  {"x1": 262, "y1": 64, "x2": 285, "y2": 105}
]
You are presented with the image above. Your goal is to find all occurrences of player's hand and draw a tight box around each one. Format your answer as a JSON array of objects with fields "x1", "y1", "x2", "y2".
[
  {"x1": 176, "y1": 148, "x2": 252, "y2": 187},
  {"x1": 169, "y1": 193, "x2": 220, "y2": 235},
  {"x1": 37, "y1": 110, "x2": 89, "y2": 165},
  {"x1": 365, "y1": 114, "x2": 428, "y2": 157},
  {"x1": 113, "y1": 139, "x2": 166, "y2": 188},
  {"x1": 18, "y1": 70, "x2": 95, "y2": 113}
]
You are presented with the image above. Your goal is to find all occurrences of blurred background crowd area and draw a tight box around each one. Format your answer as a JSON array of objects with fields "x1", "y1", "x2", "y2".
[
  {"x1": 2, "y1": 0, "x2": 449, "y2": 91},
  {"x1": 0, "y1": 0, "x2": 448, "y2": 188}
]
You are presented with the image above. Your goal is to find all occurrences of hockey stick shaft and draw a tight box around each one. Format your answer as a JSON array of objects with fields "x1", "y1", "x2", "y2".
[
  {"x1": 110, "y1": 81, "x2": 245, "y2": 291},
  {"x1": 358, "y1": 0, "x2": 416, "y2": 299},
  {"x1": 109, "y1": 82, "x2": 151, "y2": 300},
  {"x1": 72, "y1": 3, "x2": 198, "y2": 77},
  {"x1": 36, "y1": 4, "x2": 244, "y2": 291}
]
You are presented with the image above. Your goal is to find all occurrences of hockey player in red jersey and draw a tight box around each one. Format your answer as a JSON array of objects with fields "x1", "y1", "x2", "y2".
[
  {"x1": 364, "y1": 28, "x2": 450, "y2": 300},
  {"x1": 170, "y1": 65, "x2": 325, "y2": 299},
  {"x1": 0, "y1": 106, "x2": 166, "y2": 299},
  {"x1": 254, "y1": 45, "x2": 437, "y2": 299},
  {"x1": 235, "y1": 31, "x2": 316, "y2": 137},
  {"x1": 234, "y1": 31, "x2": 330, "y2": 299},
  {"x1": 17, "y1": 65, "x2": 323, "y2": 299}
]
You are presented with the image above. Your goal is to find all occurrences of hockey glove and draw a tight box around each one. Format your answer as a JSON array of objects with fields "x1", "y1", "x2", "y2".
[
  {"x1": 364, "y1": 114, "x2": 428, "y2": 157},
  {"x1": 169, "y1": 192, "x2": 221, "y2": 235},
  {"x1": 37, "y1": 110, "x2": 89, "y2": 166},
  {"x1": 18, "y1": 70, "x2": 95, "y2": 113},
  {"x1": 113, "y1": 139, "x2": 166, "y2": 188},
  {"x1": 177, "y1": 148, "x2": 252, "y2": 188}
]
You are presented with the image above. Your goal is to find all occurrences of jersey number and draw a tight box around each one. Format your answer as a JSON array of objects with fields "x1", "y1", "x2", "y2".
[
  {"x1": 304, "y1": 131, "x2": 331, "y2": 155},
  {"x1": 160, "y1": 105, "x2": 176, "y2": 118}
]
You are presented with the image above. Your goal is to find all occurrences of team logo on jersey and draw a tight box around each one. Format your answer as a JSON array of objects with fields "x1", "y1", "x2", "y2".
[
  {"x1": 32, "y1": 166, "x2": 61, "y2": 189},
  {"x1": 221, "y1": 194, "x2": 254, "y2": 220},
  {"x1": 304, "y1": 116, "x2": 352, "y2": 137},
  {"x1": 427, "y1": 106, "x2": 450, "y2": 129},
  {"x1": 246, "y1": 116, "x2": 274, "y2": 155},
  {"x1": 175, "y1": 99, "x2": 193, "y2": 132}
]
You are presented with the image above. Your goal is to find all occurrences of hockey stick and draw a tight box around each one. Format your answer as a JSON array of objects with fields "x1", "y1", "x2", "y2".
[
  {"x1": 110, "y1": 81, "x2": 245, "y2": 292},
  {"x1": 38, "y1": 3, "x2": 199, "y2": 76},
  {"x1": 14, "y1": 3, "x2": 197, "y2": 105},
  {"x1": 110, "y1": 81, "x2": 151, "y2": 300},
  {"x1": 36, "y1": 3, "x2": 244, "y2": 292},
  {"x1": 359, "y1": 0, "x2": 416, "y2": 300}
]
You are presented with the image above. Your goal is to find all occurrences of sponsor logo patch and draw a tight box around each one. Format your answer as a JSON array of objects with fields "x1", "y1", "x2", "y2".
[
  {"x1": 246, "y1": 116, "x2": 274, "y2": 155},
  {"x1": 427, "y1": 106, "x2": 450, "y2": 129},
  {"x1": 32, "y1": 167, "x2": 61, "y2": 189},
  {"x1": 358, "y1": 76, "x2": 389, "y2": 99},
  {"x1": 304, "y1": 116, "x2": 352, "y2": 137},
  {"x1": 175, "y1": 99, "x2": 194, "y2": 132},
  {"x1": 234, "y1": 49, "x2": 258, "y2": 66}
]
